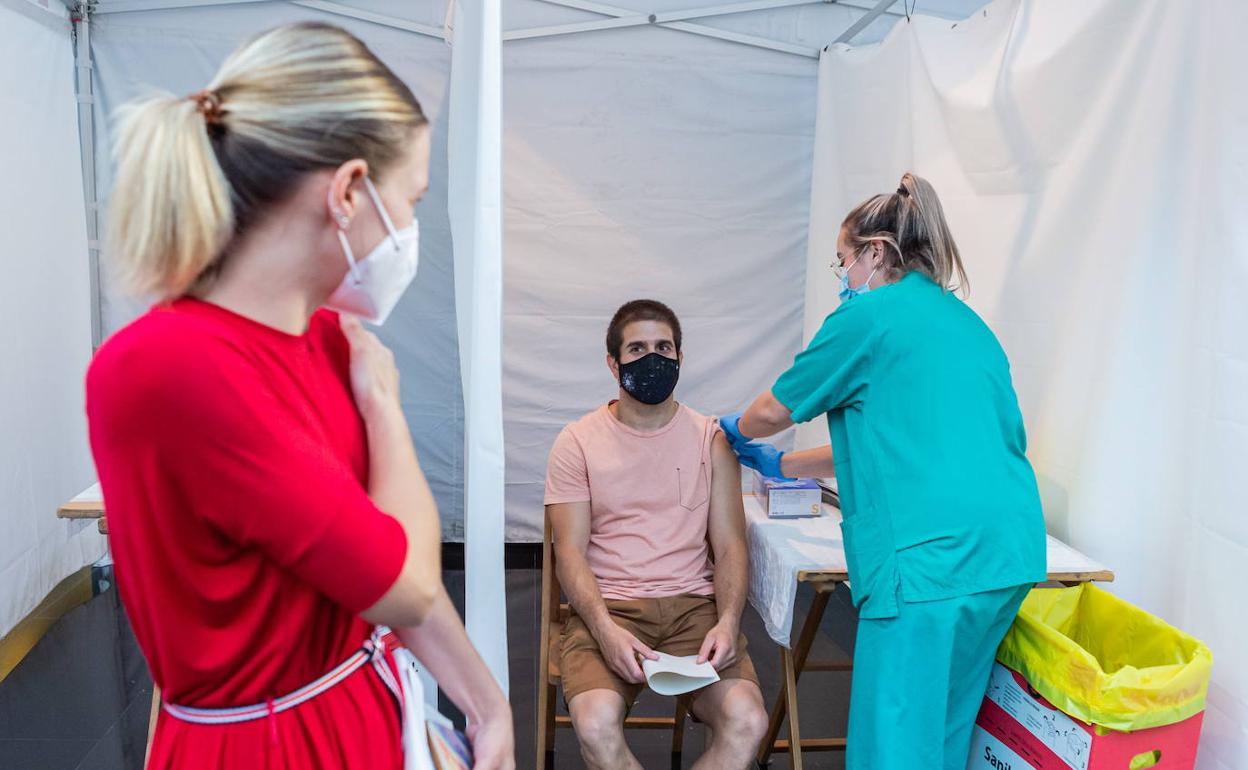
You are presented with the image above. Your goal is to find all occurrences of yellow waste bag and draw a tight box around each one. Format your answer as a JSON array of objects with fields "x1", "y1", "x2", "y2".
[{"x1": 996, "y1": 584, "x2": 1213, "y2": 733}]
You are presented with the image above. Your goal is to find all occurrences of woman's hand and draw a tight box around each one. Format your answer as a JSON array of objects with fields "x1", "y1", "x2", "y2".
[
  {"x1": 718, "y1": 412, "x2": 748, "y2": 448},
  {"x1": 340, "y1": 314, "x2": 401, "y2": 418},
  {"x1": 466, "y1": 703, "x2": 516, "y2": 770},
  {"x1": 735, "y1": 439, "x2": 790, "y2": 480}
]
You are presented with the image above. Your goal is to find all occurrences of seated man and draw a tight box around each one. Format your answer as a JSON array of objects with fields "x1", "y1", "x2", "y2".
[{"x1": 545, "y1": 299, "x2": 768, "y2": 770}]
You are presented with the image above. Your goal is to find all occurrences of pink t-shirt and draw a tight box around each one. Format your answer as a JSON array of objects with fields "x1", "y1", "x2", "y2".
[{"x1": 544, "y1": 402, "x2": 720, "y2": 600}]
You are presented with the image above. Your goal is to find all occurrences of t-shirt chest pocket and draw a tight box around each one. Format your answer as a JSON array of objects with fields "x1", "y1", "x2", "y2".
[
  {"x1": 677, "y1": 459, "x2": 710, "y2": 511},
  {"x1": 677, "y1": 420, "x2": 716, "y2": 511}
]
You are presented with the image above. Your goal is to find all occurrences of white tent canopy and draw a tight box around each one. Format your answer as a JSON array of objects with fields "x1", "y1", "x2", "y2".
[{"x1": 1, "y1": 0, "x2": 1244, "y2": 766}]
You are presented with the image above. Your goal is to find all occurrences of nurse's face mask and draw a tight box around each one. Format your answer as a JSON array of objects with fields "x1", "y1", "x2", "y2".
[
  {"x1": 834, "y1": 246, "x2": 878, "y2": 302},
  {"x1": 324, "y1": 177, "x2": 420, "y2": 326}
]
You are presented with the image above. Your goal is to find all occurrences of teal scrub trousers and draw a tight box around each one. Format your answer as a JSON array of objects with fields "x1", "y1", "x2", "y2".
[{"x1": 846, "y1": 583, "x2": 1032, "y2": 770}]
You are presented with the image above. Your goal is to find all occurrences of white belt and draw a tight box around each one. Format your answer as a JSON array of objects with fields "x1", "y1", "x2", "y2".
[{"x1": 162, "y1": 626, "x2": 402, "y2": 726}]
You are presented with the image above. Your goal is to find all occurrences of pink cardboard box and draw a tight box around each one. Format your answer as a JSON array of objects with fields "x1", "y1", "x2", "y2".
[{"x1": 966, "y1": 663, "x2": 1203, "y2": 770}]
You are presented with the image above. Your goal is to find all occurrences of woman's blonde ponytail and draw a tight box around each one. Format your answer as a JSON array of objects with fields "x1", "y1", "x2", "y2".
[
  {"x1": 842, "y1": 171, "x2": 969, "y2": 294},
  {"x1": 107, "y1": 94, "x2": 233, "y2": 300},
  {"x1": 897, "y1": 172, "x2": 967, "y2": 293},
  {"x1": 105, "y1": 23, "x2": 426, "y2": 302}
]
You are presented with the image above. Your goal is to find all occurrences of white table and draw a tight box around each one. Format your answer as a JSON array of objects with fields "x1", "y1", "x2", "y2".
[
  {"x1": 742, "y1": 493, "x2": 1114, "y2": 769},
  {"x1": 57, "y1": 482, "x2": 105, "y2": 533}
]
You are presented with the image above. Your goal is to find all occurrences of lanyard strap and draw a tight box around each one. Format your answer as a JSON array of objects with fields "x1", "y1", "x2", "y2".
[{"x1": 163, "y1": 626, "x2": 401, "y2": 726}]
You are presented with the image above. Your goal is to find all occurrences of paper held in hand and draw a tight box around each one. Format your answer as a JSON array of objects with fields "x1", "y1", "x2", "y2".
[
  {"x1": 641, "y1": 652, "x2": 720, "y2": 696},
  {"x1": 393, "y1": 649, "x2": 474, "y2": 770}
]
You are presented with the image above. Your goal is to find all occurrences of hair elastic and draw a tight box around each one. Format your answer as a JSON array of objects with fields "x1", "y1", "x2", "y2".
[{"x1": 189, "y1": 89, "x2": 224, "y2": 124}]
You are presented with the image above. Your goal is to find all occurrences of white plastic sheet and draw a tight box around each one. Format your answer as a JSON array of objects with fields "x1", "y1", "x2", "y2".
[
  {"x1": 807, "y1": 2, "x2": 1248, "y2": 764},
  {"x1": 745, "y1": 497, "x2": 1110, "y2": 648},
  {"x1": 745, "y1": 496, "x2": 846, "y2": 646},
  {"x1": 0, "y1": 0, "x2": 106, "y2": 637},
  {"x1": 447, "y1": 0, "x2": 509, "y2": 692}
]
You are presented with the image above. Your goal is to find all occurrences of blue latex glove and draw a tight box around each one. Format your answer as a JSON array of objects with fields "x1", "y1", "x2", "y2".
[
  {"x1": 735, "y1": 438, "x2": 791, "y2": 480},
  {"x1": 718, "y1": 412, "x2": 748, "y2": 449}
]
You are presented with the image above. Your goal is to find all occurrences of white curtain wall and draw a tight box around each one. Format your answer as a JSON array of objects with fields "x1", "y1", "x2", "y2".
[
  {"x1": 807, "y1": 1, "x2": 1247, "y2": 766},
  {"x1": 0, "y1": 0, "x2": 105, "y2": 638},
  {"x1": 498, "y1": 0, "x2": 987, "y2": 539}
]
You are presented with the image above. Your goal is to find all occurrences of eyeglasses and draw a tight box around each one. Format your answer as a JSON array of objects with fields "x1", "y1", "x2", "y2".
[{"x1": 830, "y1": 255, "x2": 858, "y2": 281}]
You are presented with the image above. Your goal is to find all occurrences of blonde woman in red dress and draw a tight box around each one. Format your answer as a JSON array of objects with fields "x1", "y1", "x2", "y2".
[{"x1": 86, "y1": 22, "x2": 513, "y2": 770}]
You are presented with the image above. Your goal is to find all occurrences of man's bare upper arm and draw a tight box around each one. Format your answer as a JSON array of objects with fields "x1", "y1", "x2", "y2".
[
  {"x1": 708, "y1": 432, "x2": 747, "y2": 559},
  {"x1": 547, "y1": 500, "x2": 592, "y2": 557}
]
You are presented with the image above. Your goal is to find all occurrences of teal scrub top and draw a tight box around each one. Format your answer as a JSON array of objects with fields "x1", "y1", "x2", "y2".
[{"x1": 773, "y1": 272, "x2": 1046, "y2": 619}]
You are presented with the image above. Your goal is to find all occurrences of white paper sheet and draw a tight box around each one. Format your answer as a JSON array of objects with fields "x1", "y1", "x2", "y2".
[{"x1": 641, "y1": 652, "x2": 720, "y2": 697}]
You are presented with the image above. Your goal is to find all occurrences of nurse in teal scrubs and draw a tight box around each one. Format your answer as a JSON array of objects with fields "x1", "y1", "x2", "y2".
[{"x1": 720, "y1": 173, "x2": 1047, "y2": 770}]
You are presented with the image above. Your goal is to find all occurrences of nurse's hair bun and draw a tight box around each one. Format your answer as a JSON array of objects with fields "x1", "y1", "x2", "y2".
[{"x1": 841, "y1": 172, "x2": 968, "y2": 296}]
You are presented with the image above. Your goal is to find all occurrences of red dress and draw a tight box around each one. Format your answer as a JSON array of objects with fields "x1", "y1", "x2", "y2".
[{"x1": 86, "y1": 298, "x2": 409, "y2": 769}]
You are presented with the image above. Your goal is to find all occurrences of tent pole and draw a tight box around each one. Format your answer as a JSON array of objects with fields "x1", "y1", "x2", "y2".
[
  {"x1": 288, "y1": 0, "x2": 444, "y2": 39},
  {"x1": 832, "y1": 0, "x2": 897, "y2": 43},
  {"x1": 93, "y1": 0, "x2": 445, "y2": 37},
  {"x1": 506, "y1": 0, "x2": 825, "y2": 43},
  {"x1": 523, "y1": 0, "x2": 820, "y2": 58},
  {"x1": 72, "y1": 3, "x2": 103, "y2": 351},
  {"x1": 92, "y1": 0, "x2": 269, "y2": 14}
]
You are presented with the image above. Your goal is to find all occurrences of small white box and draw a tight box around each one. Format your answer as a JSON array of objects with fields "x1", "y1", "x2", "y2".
[{"x1": 753, "y1": 471, "x2": 823, "y2": 518}]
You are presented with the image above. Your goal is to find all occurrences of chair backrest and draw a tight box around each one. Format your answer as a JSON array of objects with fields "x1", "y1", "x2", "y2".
[{"x1": 541, "y1": 513, "x2": 570, "y2": 632}]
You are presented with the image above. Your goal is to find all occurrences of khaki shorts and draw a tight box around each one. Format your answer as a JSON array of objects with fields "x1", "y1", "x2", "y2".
[{"x1": 559, "y1": 594, "x2": 759, "y2": 707}]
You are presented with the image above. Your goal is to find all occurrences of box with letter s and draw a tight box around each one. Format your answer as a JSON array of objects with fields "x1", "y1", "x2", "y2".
[{"x1": 752, "y1": 471, "x2": 823, "y2": 518}]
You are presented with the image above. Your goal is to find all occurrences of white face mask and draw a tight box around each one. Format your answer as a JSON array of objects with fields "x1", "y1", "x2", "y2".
[{"x1": 324, "y1": 177, "x2": 420, "y2": 325}]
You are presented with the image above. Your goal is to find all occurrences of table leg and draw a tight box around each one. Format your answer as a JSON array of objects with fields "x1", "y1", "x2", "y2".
[
  {"x1": 757, "y1": 585, "x2": 832, "y2": 766},
  {"x1": 782, "y1": 647, "x2": 803, "y2": 770},
  {"x1": 145, "y1": 684, "x2": 159, "y2": 767}
]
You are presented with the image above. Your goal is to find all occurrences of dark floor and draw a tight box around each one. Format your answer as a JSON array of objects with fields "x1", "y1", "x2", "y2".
[{"x1": 0, "y1": 555, "x2": 858, "y2": 769}]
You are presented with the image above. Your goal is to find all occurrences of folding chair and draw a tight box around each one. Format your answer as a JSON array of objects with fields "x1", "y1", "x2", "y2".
[{"x1": 536, "y1": 515, "x2": 692, "y2": 770}]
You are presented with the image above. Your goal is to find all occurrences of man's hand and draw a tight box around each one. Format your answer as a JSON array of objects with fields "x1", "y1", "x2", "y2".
[
  {"x1": 594, "y1": 623, "x2": 658, "y2": 684},
  {"x1": 696, "y1": 621, "x2": 740, "y2": 671}
]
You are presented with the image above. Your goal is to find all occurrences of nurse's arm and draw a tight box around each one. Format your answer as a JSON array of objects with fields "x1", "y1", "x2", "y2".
[
  {"x1": 739, "y1": 390, "x2": 794, "y2": 439},
  {"x1": 779, "y1": 445, "x2": 836, "y2": 479}
]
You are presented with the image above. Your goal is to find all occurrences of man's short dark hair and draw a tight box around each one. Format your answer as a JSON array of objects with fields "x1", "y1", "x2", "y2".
[{"x1": 606, "y1": 299, "x2": 682, "y2": 361}]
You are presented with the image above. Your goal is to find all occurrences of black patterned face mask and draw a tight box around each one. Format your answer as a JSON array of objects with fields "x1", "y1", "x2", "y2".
[{"x1": 618, "y1": 352, "x2": 680, "y2": 405}]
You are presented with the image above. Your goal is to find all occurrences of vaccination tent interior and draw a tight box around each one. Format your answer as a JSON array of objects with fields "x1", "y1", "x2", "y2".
[{"x1": 1, "y1": 0, "x2": 1245, "y2": 766}]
